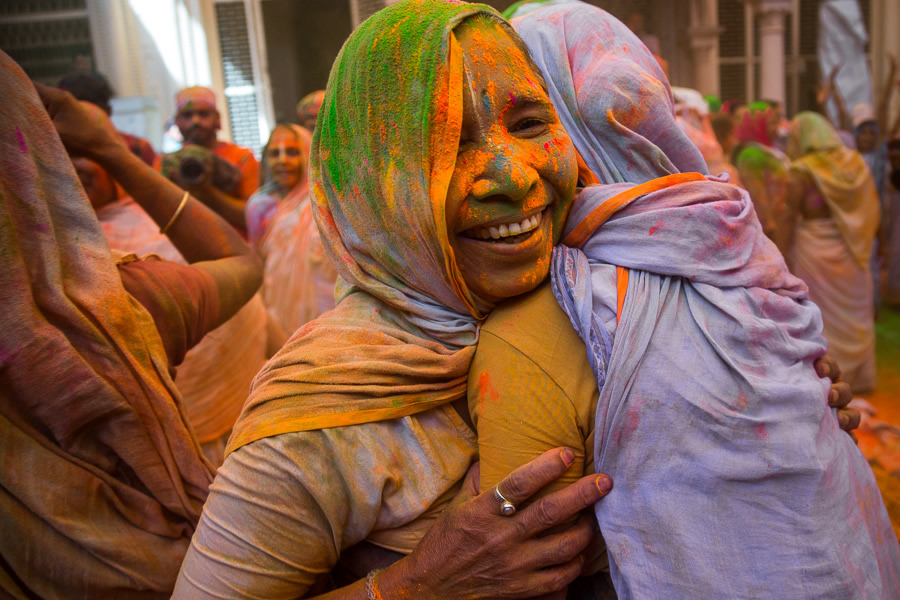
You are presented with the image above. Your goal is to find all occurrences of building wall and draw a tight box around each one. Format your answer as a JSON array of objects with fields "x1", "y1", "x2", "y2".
[{"x1": 262, "y1": 0, "x2": 352, "y2": 124}]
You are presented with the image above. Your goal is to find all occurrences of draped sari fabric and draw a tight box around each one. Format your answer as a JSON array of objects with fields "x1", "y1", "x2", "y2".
[
  {"x1": 99, "y1": 197, "x2": 268, "y2": 459},
  {"x1": 227, "y1": 0, "x2": 501, "y2": 452},
  {"x1": 247, "y1": 124, "x2": 337, "y2": 336},
  {"x1": 514, "y1": 4, "x2": 900, "y2": 598},
  {"x1": 257, "y1": 187, "x2": 338, "y2": 335},
  {"x1": 0, "y1": 51, "x2": 213, "y2": 598},
  {"x1": 789, "y1": 112, "x2": 880, "y2": 269},
  {"x1": 511, "y1": 1, "x2": 708, "y2": 186},
  {"x1": 789, "y1": 111, "x2": 880, "y2": 393}
]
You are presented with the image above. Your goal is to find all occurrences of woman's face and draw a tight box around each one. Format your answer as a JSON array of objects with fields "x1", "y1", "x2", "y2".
[
  {"x1": 446, "y1": 20, "x2": 577, "y2": 303},
  {"x1": 267, "y1": 128, "x2": 305, "y2": 191}
]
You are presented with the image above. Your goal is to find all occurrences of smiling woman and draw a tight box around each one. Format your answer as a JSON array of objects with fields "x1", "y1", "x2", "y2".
[
  {"x1": 447, "y1": 17, "x2": 576, "y2": 303},
  {"x1": 172, "y1": 2, "x2": 607, "y2": 598}
]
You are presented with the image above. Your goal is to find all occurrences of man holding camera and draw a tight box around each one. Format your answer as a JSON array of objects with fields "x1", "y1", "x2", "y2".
[{"x1": 155, "y1": 86, "x2": 259, "y2": 232}]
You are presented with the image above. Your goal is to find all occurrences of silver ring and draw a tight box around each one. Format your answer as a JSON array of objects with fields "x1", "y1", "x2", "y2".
[{"x1": 494, "y1": 484, "x2": 517, "y2": 516}]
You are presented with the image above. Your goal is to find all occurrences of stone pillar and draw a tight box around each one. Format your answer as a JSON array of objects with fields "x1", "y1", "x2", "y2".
[
  {"x1": 688, "y1": 0, "x2": 723, "y2": 96},
  {"x1": 756, "y1": 0, "x2": 792, "y2": 105}
]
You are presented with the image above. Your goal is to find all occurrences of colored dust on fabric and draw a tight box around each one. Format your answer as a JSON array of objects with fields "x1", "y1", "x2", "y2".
[
  {"x1": 227, "y1": 0, "x2": 506, "y2": 453},
  {"x1": 0, "y1": 49, "x2": 213, "y2": 597}
]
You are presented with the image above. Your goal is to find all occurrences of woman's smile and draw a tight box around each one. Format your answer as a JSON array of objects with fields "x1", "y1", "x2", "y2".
[{"x1": 445, "y1": 18, "x2": 577, "y2": 303}]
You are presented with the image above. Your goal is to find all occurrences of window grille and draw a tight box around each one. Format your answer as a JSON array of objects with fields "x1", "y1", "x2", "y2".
[
  {"x1": 0, "y1": 0, "x2": 93, "y2": 85},
  {"x1": 719, "y1": 0, "x2": 871, "y2": 114},
  {"x1": 215, "y1": 1, "x2": 262, "y2": 156}
]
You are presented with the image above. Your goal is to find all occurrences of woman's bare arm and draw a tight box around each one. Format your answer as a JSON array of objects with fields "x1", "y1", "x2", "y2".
[{"x1": 36, "y1": 83, "x2": 262, "y2": 326}]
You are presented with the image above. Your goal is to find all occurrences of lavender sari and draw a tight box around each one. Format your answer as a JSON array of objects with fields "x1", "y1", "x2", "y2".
[{"x1": 514, "y1": 3, "x2": 900, "y2": 597}]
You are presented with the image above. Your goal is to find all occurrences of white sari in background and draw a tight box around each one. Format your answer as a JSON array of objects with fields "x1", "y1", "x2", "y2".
[{"x1": 252, "y1": 183, "x2": 338, "y2": 338}]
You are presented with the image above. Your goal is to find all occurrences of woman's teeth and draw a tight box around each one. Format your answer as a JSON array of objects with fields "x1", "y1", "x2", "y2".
[{"x1": 473, "y1": 212, "x2": 542, "y2": 241}]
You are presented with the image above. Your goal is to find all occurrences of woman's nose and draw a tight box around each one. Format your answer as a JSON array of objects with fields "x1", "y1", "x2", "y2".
[{"x1": 470, "y1": 144, "x2": 537, "y2": 204}]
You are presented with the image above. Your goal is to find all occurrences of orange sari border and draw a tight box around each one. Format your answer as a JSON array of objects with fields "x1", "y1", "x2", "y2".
[{"x1": 563, "y1": 172, "x2": 706, "y2": 248}]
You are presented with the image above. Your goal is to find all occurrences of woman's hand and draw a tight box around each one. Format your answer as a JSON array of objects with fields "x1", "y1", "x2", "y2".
[
  {"x1": 33, "y1": 82, "x2": 122, "y2": 161},
  {"x1": 379, "y1": 447, "x2": 612, "y2": 600},
  {"x1": 815, "y1": 355, "x2": 859, "y2": 440}
]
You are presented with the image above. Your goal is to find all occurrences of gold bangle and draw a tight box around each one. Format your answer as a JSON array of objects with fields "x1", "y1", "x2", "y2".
[{"x1": 160, "y1": 190, "x2": 190, "y2": 235}]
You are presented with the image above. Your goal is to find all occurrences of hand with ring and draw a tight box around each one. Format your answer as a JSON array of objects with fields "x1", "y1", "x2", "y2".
[
  {"x1": 373, "y1": 447, "x2": 613, "y2": 599},
  {"x1": 495, "y1": 484, "x2": 518, "y2": 516}
]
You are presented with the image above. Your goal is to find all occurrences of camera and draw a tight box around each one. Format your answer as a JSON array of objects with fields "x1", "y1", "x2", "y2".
[{"x1": 161, "y1": 145, "x2": 242, "y2": 195}]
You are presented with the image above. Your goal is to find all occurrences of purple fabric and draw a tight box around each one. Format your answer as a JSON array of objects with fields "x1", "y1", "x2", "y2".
[
  {"x1": 511, "y1": 1, "x2": 708, "y2": 185},
  {"x1": 521, "y1": 2, "x2": 900, "y2": 596},
  {"x1": 551, "y1": 178, "x2": 900, "y2": 598}
]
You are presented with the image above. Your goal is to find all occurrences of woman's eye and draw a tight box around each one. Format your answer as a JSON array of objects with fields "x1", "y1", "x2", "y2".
[{"x1": 510, "y1": 118, "x2": 547, "y2": 135}]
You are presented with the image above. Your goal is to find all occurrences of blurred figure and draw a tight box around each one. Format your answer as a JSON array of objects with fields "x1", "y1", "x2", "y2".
[
  {"x1": 296, "y1": 89, "x2": 325, "y2": 131},
  {"x1": 77, "y1": 102, "x2": 269, "y2": 467},
  {"x1": 156, "y1": 86, "x2": 259, "y2": 231},
  {"x1": 820, "y1": 59, "x2": 899, "y2": 310},
  {"x1": 760, "y1": 99, "x2": 790, "y2": 152},
  {"x1": 732, "y1": 105, "x2": 792, "y2": 253},
  {"x1": 58, "y1": 71, "x2": 156, "y2": 166},
  {"x1": 1, "y1": 49, "x2": 262, "y2": 597},
  {"x1": 884, "y1": 135, "x2": 900, "y2": 307},
  {"x1": 711, "y1": 112, "x2": 738, "y2": 157},
  {"x1": 672, "y1": 87, "x2": 741, "y2": 186},
  {"x1": 786, "y1": 112, "x2": 880, "y2": 393},
  {"x1": 246, "y1": 124, "x2": 337, "y2": 345}
]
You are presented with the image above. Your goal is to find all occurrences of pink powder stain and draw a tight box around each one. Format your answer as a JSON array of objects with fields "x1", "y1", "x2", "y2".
[
  {"x1": 0, "y1": 347, "x2": 17, "y2": 365},
  {"x1": 543, "y1": 142, "x2": 551, "y2": 154},
  {"x1": 15, "y1": 126, "x2": 27, "y2": 153},
  {"x1": 615, "y1": 401, "x2": 643, "y2": 448},
  {"x1": 755, "y1": 424, "x2": 769, "y2": 441},
  {"x1": 508, "y1": 92, "x2": 517, "y2": 105},
  {"x1": 648, "y1": 221, "x2": 664, "y2": 236}
]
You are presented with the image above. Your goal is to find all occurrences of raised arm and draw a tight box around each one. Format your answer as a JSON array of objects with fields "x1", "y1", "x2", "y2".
[
  {"x1": 817, "y1": 65, "x2": 850, "y2": 131},
  {"x1": 36, "y1": 83, "x2": 262, "y2": 327},
  {"x1": 183, "y1": 182, "x2": 249, "y2": 232}
]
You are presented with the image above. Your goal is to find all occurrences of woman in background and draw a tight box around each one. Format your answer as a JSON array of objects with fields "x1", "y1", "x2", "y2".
[
  {"x1": 247, "y1": 124, "x2": 337, "y2": 342},
  {"x1": 732, "y1": 104, "x2": 793, "y2": 254},
  {"x1": 787, "y1": 111, "x2": 880, "y2": 393}
]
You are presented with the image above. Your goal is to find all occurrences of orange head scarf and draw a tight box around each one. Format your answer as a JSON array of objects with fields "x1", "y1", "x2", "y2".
[{"x1": 227, "y1": 0, "x2": 503, "y2": 453}]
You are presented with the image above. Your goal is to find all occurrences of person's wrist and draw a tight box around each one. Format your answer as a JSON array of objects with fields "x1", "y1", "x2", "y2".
[
  {"x1": 376, "y1": 555, "x2": 439, "y2": 600},
  {"x1": 88, "y1": 135, "x2": 131, "y2": 169}
]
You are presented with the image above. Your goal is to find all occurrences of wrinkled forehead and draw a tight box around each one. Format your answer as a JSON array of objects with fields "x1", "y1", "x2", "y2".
[
  {"x1": 455, "y1": 16, "x2": 546, "y2": 87},
  {"x1": 454, "y1": 17, "x2": 549, "y2": 115},
  {"x1": 269, "y1": 127, "x2": 300, "y2": 146}
]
